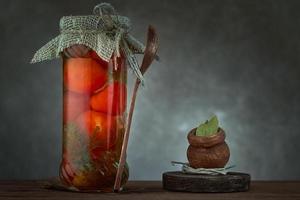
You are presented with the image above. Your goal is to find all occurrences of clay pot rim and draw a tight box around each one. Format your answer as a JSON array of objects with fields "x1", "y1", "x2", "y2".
[{"x1": 187, "y1": 128, "x2": 226, "y2": 148}]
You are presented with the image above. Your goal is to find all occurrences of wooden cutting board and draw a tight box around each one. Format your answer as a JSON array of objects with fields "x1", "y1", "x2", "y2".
[{"x1": 163, "y1": 171, "x2": 251, "y2": 193}]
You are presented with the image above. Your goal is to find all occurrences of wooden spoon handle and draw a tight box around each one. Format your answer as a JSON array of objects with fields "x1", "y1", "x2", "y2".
[
  {"x1": 114, "y1": 26, "x2": 158, "y2": 192},
  {"x1": 113, "y1": 80, "x2": 140, "y2": 192}
]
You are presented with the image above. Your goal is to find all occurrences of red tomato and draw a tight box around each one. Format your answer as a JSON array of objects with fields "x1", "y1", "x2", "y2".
[
  {"x1": 88, "y1": 50, "x2": 109, "y2": 68},
  {"x1": 90, "y1": 82, "x2": 127, "y2": 115},
  {"x1": 63, "y1": 91, "x2": 90, "y2": 123},
  {"x1": 64, "y1": 58, "x2": 108, "y2": 94}
]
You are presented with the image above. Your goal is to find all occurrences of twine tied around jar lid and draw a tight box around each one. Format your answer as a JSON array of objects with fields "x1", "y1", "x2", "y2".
[
  {"x1": 93, "y1": 3, "x2": 117, "y2": 31},
  {"x1": 93, "y1": 2, "x2": 116, "y2": 16},
  {"x1": 31, "y1": 2, "x2": 148, "y2": 84}
]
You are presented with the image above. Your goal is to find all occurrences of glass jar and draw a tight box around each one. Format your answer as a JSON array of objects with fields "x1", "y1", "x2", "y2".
[
  {"x1": 60, "y1": 46, "x2": 129, "y2": 192},
  {"x1": 30, "y1": 2, "x2": 148, "y2": 192}
]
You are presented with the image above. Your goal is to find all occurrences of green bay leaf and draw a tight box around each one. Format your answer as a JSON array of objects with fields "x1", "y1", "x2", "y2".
[{"x1": 196, "y1": 115, "x2": 219, "y2": 136}]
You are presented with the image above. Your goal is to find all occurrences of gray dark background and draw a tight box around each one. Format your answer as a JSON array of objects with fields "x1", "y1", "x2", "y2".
[{"x1": 0, "y1": 0, "x2": 300, "y2": 180}]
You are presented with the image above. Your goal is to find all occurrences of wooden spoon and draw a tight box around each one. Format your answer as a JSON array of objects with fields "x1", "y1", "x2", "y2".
[{"x1": 114, "y1": 25, "x2": 159, "y2": 192}]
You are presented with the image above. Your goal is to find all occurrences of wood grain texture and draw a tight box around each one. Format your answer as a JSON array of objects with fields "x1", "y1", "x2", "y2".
[
  {"x1": 0, "y1": 180, "x2": 300, "y2": 200},
  {"x1": 163, "y1": 171, "x2": 250, "y2": 192}
]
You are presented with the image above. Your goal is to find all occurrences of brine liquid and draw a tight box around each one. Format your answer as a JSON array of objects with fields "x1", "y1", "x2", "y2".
[{"x1": 60, "y1": 51, "x2": 128, "y2": 192}]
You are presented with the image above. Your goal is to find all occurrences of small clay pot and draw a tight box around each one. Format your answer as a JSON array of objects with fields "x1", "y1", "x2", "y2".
[{"x1": 187, "y1": 128, "x2": 230, "y2": 168}]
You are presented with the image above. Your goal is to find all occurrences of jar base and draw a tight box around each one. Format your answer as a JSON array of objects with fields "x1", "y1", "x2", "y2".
[{"x1": 45, "y1": 178, "x2": 124, "y2": 193}]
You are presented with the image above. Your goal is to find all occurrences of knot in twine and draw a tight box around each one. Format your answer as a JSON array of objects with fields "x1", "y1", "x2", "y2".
[{"x1": 93, "y1": 3, "x2": 144, "y2": 83}]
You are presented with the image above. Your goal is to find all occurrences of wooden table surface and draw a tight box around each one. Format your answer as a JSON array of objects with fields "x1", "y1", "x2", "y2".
[{"x1": 0, "y1": 180, "x2": 299, "y2": 200}]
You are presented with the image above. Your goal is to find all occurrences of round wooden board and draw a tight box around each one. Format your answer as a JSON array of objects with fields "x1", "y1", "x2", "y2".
[{"x1": 163, "y1": 171, "x2": 250, "y2": 193}]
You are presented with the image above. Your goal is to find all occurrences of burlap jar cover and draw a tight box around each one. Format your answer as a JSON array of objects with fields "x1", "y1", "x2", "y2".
[{"x1": 31, "y1": 3, "x2": 145, "y2": 83}]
